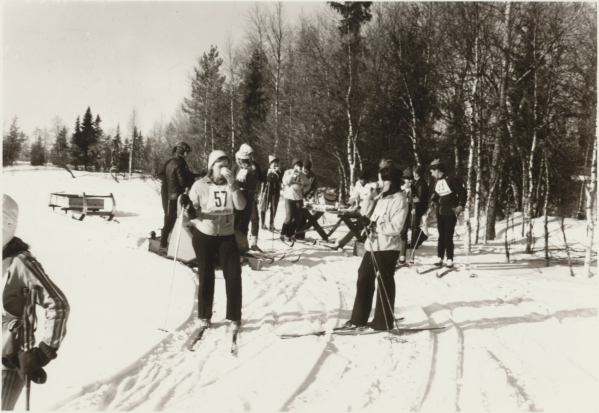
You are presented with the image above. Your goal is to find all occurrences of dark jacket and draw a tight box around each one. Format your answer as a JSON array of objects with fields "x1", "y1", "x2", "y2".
[
  {"x1": 303, "y1": 172, "x2": 318, "y2": 199},
  {"x1": 159, "y1": 156, "x2": 195, "y2": 201},
  {"x1": 262, "y1": 167, "x2": 282, "y2": 196},
  {"x1": 431, "y1": 174, "x2": 467, "y2": 216},
  {"x1": 231, "y1": 161, "x2": 266, "y2": 196},
  {"x1": 413, "y1": 177, "x2": 430, "y2": 216}
]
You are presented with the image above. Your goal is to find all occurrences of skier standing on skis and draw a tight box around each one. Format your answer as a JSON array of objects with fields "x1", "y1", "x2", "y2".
[
  {"x1": 186, "y1": 150, "x2": 246, "y2": 333},
  {"x1": 429, "y1": 159, "x2": 467, "y2": 268},
  {"x1": 158, "y1": 142, "x2": 196, "y2": 256},
  {"x1": 2, "y1": 195, "x2": 70, "y2": 411},
  {"x1": 281, "y1": 158, "x2": 311, "y2": 242},
  {"x1": 411, "y1": 165, "x2": 430, "y2": 248},
  {"x1": 398, "y1": 168, "x2": 415, "y2": 265},
  {"x1": 342, "y1": 165, "x2": 408, "y2": 331},
  {"x1": 259, "y1": 156, "x2": 282, "y2": 232},
  {"x1": 294, "y1": 159, "x2": 318, "y2": 240},
  {"x1": 231, "y1": 144, "x2": 266, "y2": 252}
]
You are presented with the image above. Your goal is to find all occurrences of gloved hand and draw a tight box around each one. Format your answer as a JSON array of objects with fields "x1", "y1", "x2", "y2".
[
  {"x1": 17, "y1": 342, "x2": 56, "y2": 375},
  {"x1": 179, "y1": 193, "x2": 191, "y2": 208},
  {"x1": 16, "y1": 342, "x2": 56, "y2": 384},
  {"x1": 368, "y1": 220, "x2": 377, "y2": 232},
  {"x1": 454, "y1": 206, "x2": 464, "y2": 215}
]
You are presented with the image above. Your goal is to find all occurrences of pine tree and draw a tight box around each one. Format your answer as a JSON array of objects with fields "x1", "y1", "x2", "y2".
[
  {"x1": 242, "y1": 47, "x2": 269, "y2": 147},
  {"x1": 70, "y1": 108, "x2": 99, "y2": 170},
  {"x1": 51, "y1": 126, "x2": 69, "y2": 165},
  {"x1": 30, "y1": 136, "x2": 46, "y2": 166},
  {"x1": 2, "y1": 117, "x2": 27, "y2": 166}
]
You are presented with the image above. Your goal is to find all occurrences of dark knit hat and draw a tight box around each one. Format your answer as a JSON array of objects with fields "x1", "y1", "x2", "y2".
[
  {"x1": 379, "y1": 158, "x2": 394, "y2": 169},
  {"x1": 304, "y1": 159, "x2": 312, "y2": 170},
  {"x1": 403, "y1": 168, "x2": 414, "y2": 179},
  {"x1": 292, "y1": 158, "x2": 303, "y2": 168}
]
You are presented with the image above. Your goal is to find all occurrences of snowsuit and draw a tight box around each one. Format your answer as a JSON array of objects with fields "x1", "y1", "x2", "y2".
[
  {"x1": 350, "y1": 191, "x2": 408, "y2": 330},
  {"x1": 231, "y1": 162, "x2": 265, "y2": 241},
  {"x1": 295, "y1": 171, "x2": 318, "y2": 239},
  {"x1": 281, "y1": 169, "x2": 311, "y2": 238},
  {"x1": 158, "y1": 155, "x2": 196, "y2": 249},
  {"x1": 259, "y1": 167, "x2": 282, "y2": 229},
  {"x1": 431, "y1": 174, "x2": 467, "y2": 261},
  {"x1": 188, "y1": 175, "x2": 246, "y2": 321},
  {"x1": 2, "y1": 238, "x2": 70, "y2": 411}
]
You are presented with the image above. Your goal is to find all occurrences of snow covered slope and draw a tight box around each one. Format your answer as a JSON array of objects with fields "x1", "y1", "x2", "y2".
[{"x1": 3, "y1": 166, "x2": 598, "y2": 412}]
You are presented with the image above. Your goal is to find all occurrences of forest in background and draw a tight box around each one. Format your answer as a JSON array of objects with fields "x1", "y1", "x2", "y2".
[{"x1": 3, "y1": 2, "x2": 597, "y2": 257}]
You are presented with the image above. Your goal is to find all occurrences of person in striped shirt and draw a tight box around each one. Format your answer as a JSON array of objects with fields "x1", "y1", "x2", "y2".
[{"x1": 2, "y1": 194, "x2": 70, "y2": 410}]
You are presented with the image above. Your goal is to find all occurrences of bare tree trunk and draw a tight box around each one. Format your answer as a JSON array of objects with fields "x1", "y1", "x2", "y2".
[
  {"x1": 345, "y1": 25, "x2": 356, "y2": 190},
  {"x1": 474, "y1": 131, "x2": 482, "y2": 243},
  {"x1": 230, "y1": 91, "x2": 235, "y2": 152},
  {"x1": 525, "y1": 60, "x2": 540, "y2": 253},
  {"x1": 584, "y1": 136, "x2": 597, "y2": 277},
  {"x1": 577, "y1": 137, "x2": 592, "y2": 218},
  {"x1": 521, "y1": 156, "x2": 528, "y2": 236},
  {"x1": 543, "y1": 151, "x2": 550, "y2": 266},
  {"x1": 487, "y1": 2, "x2": 511, "y2": 241}
]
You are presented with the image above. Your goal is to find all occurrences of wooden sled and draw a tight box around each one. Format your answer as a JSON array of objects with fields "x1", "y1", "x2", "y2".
[{"x1": 49, "y1": 192, "x2": 116, "y2": 221}]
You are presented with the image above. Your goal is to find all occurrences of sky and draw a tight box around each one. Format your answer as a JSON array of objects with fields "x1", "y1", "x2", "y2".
[{"x1": 2, "y1": 0, "x2": 326, "y2": 140}]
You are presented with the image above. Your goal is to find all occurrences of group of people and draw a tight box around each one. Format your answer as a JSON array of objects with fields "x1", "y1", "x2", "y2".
[
  {"x1": 1, "y1": 143, "x2": 467, "y2": 410},
  {"x1": 156, "y1": 143, "x2": 467, "y2": 335},
  {"x1": 342, "y1": 158, "x2": 466, "y2": 331},
  {"x1": 157, "y1": 143, "x2": 320, "y2": 332}
]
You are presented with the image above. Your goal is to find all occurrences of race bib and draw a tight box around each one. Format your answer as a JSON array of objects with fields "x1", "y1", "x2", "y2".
[
  {"x1": 435, "y1": 179, "x2": 453, "y2": 197},
  {"x1": 206, "y1": 185, "x2": 233, "y2": 215}
]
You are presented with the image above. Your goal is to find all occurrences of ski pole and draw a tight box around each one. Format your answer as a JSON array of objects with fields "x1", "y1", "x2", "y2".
[
  {"x1": 160, "y1": 196, "x2": 187, "y2": 333},
  {"x1": 23, "y1": 287, "x2": 37, "y2": 411},
  {"x1": 365, "y1": 227, "x2": 402, "y2": 341}
]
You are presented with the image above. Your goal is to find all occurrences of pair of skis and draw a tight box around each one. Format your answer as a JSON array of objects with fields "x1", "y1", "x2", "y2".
[
  {"x1": 188, "y1": 325, "x2": 239, "y2": 354},
  {"x1": 416, "y1": 263, "x2": 459, "y2": 278},
  {"x1": 279, "y1": 317, "x2": 444, "y2": 339},
  {"x1": 245, "y1": 250, "x2": 302, "y2": 264}
]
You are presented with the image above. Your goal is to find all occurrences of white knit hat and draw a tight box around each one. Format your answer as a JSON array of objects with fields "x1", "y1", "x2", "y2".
[
  {"x1": 236, "y1": 143, "x2": 253, "y2": 160},
  {"x1": 268, "y1": 155, "x2": 279, "y2": 165},
  {"x1": 3, "y1": 194, "x2": 19, "y2": 248},
  {"x1": 208, "y1": 150, "x2": 229, "y2": 170}
]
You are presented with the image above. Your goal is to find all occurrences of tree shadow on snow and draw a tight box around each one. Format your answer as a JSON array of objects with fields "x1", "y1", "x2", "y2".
[{"x1": 423, "y1": 300, "x2": 597, "y2": 333}]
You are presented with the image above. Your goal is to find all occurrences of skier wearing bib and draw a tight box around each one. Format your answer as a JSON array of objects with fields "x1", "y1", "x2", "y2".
[
  {"x1": 429, "y1": 159, "x2": 467, "y2": 268},
  {"x1": 281, "y1": 158, "x2": 311, "y2": 242},
  {"x1": 342, "y1": 165, "x2": 408, "y2": 331},
  {"x1": 2, "y1": 195, "x2": 70, "y2": 411},
  {"x1": 231, "y1": 144, "x2": 266, "y2": 251},
  {"x1": 186, "y1": 150, "x2": 246, "y2": 331}
]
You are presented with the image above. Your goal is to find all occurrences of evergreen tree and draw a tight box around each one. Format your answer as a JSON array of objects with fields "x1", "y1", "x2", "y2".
[
  {"x1": 111, "y1": 125, "x2": 123, "y2": 172},
  {"x1": 242, "y1": 47, "x2": 269, "y2": 147},
  {"x1": 2, "y1": 117, "x2": 27, "y2": 166},
  {"x1": 70, "y1": 107, "x2": 99, "y2": 169},
  {"x1": 50, "y1": 126, "x2": 70, "y2": 167},
  {"x1": 30, "y1": 136, "x2": 46, "y2": 166}
]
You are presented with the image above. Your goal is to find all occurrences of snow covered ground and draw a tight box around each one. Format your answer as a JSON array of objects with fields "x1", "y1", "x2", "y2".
[{"x1": 3, "y1": 166, "x2": 598, "y2": 412}]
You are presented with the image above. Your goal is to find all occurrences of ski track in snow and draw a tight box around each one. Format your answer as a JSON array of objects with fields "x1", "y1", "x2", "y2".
[{"x1": 4, "y1": 167, "x2": 598, "y2": 412}]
